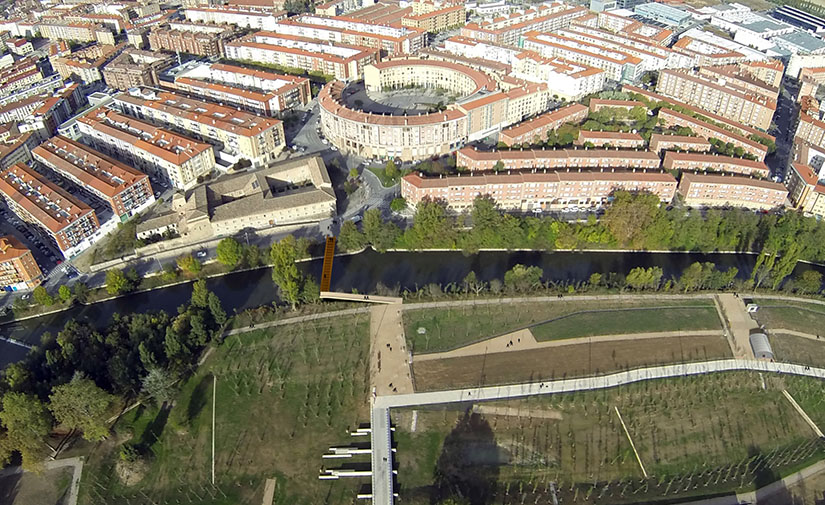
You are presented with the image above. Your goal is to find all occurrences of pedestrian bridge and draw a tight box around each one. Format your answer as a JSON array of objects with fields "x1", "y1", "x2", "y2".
[{"x1": 320, "y1": 292, "x2": 402, "y2": 304}]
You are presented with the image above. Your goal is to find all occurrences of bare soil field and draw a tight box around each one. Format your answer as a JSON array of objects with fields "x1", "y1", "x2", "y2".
[{"x1": 412, "y1": 334, "x2": 732, "y2": 391}]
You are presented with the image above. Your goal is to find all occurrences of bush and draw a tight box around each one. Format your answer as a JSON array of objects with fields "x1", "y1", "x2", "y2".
[{"x1": 390, "y1": 197, "x2": 407, "y2": 212}]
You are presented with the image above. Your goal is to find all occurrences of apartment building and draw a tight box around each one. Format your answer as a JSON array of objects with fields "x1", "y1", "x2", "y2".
[
  {"x1": 589, "y1": 99, "x2": 645, "y2": 112},
  {"x1": 510, "y1": 51, "x2": 605, "y2": 99},
  {"x1": 440, "y1": 37, "x2": 604, "y2": 99},
  {"x1": 0, "y1": 163, "x2": 100, "y2": 258},
  {"x1": 786, "y1": 162, "x2": 825, "y2": 218},
  {"x1": 457, "y1": 146, "x2": 661, "y2": 171},
  {"x1": 174, "y1": 63, "x2": 310, "y2": 117},
  {"x1": 663, "y1": 151, "x2": 770, "y2": 177},
  {"x1": 521, "y1": 31, "x2": 643, "y2": 83},
  {"x1": 656, "y1": 108, "x2": 768, "y2": 162},
  {"x1": 0, "y1": 235, "x2": 42, "y2": 291},
  {"x1": 224, "y1": 32, "x2": 379, "y2": 80},
  {"x1": 39, "y1": 21, "x2": 114, "y2": 45},
  {"x1": 274, "y1": 14, "x2": 427, "y2": 55},
  {"x1": 596, "y1": 10, "x2": 673, "y2": 45},
  {"x1": 795, "y1": 113, "x2": 825, "y2": 147},
  {"x1": 103, "y1": 48, "x2": 174, "y2": 90},
  {"x1": 671, "y1": 36, "x2": 746, "y2": 67},
  {"x1": 76, "y1": 108, "x2": 215, "y2": 190},
  {"x1": 460, "y1": 4, "x2": 589, "y2": 46},
  {"x1": 402, "y1": 168, "x2": 677, "y2": 211},
  {"x1": 0, "y1": 132, "x2": 35, "y2": 170},
  {"x1": 113, "y1": 87, "x2": 285, "y2": 168},
  {"x1": 51, "y1": 43, "x2": 121, "y2": 85},
  {"x1": 556, "y1": 26, "x2": 691, "y2": 73},
  {"x1": 577, "y1": 130, "x2": 644, "y2": 148},
  {"x1": 32, "y1": 136, "x2": 155, "y2": 220},
  {"x1": 626, "y1": 85, "x2": 777, "y2": 143},
  {"x1": 148, "y1": 23, "x2": 236, "y2": 57},
  {"x1": 649, "y1": 134, "x2": 711, "y2": 154},
  {"x1": 656, "y1": 69, "x2": 776, "y2": 131},
  {"x1": 402, "y1": 4, "x2": 465, "y2": 32},
  {"x1": 185, "y1": 6, "x2": 287, "y2": 31},
  {"x1": 499, "y1": 103, "x2": 588, "y2": 146},
  {"x1": 698, "y1": 64, "x2": 781, "y2": 98},
  {"x1": 677, "y1": 172, "x2": 787, "y2": 210}
]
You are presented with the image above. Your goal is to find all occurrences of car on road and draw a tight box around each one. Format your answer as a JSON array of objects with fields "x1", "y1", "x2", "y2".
[{"x1": 196, "y1": 250, "x2": 208, "y2": 258}]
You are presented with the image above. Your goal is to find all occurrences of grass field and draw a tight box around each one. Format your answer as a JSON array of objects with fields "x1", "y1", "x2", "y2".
[
  {"x1": 404, "y1": 298, "x2": 719, "y2": 353},
  {"x1": 769, "y1": 333, "x2": 825, "y2": 368},
  {"x1": 531, "y1": 306, "x2": 721, "y2": 341},
  {"x1": 78, "y1": 314, "x2": 372, "y2": 505},
  {"x1": 752, "y1": 299, "x2": 825, "y2": 336},
  {"x1": 394, "y1": 372, "x2": 825, "y2": 505},
  {"x1": 412, "y1": 334, "x2": 731, "y2": 391}
]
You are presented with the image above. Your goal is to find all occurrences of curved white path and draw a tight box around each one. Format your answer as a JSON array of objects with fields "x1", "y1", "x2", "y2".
[{"x1": 370, "y1": 359, "x2": 825, "y2": 505}]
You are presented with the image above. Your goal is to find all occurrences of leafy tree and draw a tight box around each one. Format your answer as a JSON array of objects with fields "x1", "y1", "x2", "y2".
[
  {"x1": 0, "y1": 392, "x2": 52, "y2": 469},
  {"x1": 241, "y1": 244, "x2": 264, "y2": 268},
  {"x1": 390, "y1": 197, "x2": 407, "y2": 212},
  {"x1": 385, "y1": 159, "x2": 398, "y2": 179},
  {"x1": 105, "y1": 269, "x2": 130, "y2": 296},
  {"x1": 362, "y1": 209, "x2": 399, "y2": 252},
  {"x1": 58, "y1": 285, "x2": 72, "y2": 303},
  {"x1": 796, "y1": 270, "x2": 823, "y2": 294},
  {"x1": 49, "y1": 374, "x2": 115, "y2": 442},
  {"x1": 270, "y1": 235, "x2": 304, "y2": 309},
  {"x1": 588, "y1": 272, "x2": 602, "y2": 287},
  {"x1": 33, "y1": 286, "x2": 54, "y2": 306},
  {"x1": 493, "y1": 160, "x2": 504, "y2": 172},
  {"x1": 140, "y1": 367, "x2": 177, "y2": 407},
  {"x1": 625, "y1": 267, "x2": 663, "y2": 290},
  {"x1": 603, "y1": 191, "x2": 671, "y2": 249},
  {"x1": 401, "y1": 198, "x2": 456, "y2": 249},
  {"x1": 177, "y1": 255, "x2": 202, "y2": 275},
  {"x1": 504, "y1": 264, "x2": 543, "y2": 292},
  {"x1": 191, "y1": 279, "x2": 209, "y2": 308},
  {"x1": 72, "y1": 282, "x2": 89, "y2": 303},
  {"x1": 338, "y1": 220, "x2": 367, "y2": 252},
  {"x1": 208, "y1": 292, "x2": 226, "y2": 325},
  {"x1": 216, "y1": 238, "x2": 242, "y2": 268},
  {"x1": 462, "y1": 271, "x2": 486, "y2": 295},
  {"x1": 349, "y1": 167, "x2": 359, "y2": 179}
]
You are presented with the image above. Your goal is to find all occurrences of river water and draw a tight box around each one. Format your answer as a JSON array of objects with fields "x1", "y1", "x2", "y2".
[{"x1": 1, "y1": 249, "x2": 821, "y2": 367}]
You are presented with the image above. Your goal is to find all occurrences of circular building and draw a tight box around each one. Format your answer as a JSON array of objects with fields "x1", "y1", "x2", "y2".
[{"x1": 318, "y1": 58, "x2": 498, "y2": 161}]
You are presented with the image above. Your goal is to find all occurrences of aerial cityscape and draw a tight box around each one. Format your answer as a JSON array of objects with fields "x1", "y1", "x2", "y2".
[{"x1": 3, "y1": 0, "x2": 825, "y2": 503}]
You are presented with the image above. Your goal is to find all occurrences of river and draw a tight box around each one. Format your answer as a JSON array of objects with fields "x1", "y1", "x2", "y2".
[{"x1": 0, "y1": 249, "x2": 821, "y2": 367}]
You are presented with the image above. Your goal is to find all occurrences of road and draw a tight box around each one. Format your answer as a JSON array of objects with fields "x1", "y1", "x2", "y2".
[{"x1": 370, "y1": 358, "x2": 825, "y2": 505}]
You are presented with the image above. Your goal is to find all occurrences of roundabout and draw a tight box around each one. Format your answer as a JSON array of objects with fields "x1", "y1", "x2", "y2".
[{"x1": 318, "y1": 58, "x2": 551, "y2": 161}]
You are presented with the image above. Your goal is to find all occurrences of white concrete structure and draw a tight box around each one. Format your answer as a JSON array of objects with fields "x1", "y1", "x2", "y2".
[{"x1": 371, "y1": 358, "x2": 825, "y2": 505}]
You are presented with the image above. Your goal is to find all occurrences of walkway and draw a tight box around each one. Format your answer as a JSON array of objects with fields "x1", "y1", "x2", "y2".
[
  {"x1": 413, "y1": 328, "x2": 724, "y2": 362},
  {"x1": 370, "y1": 359, "x2": 825, "y2": 505},
  {"x1": 716, "y1": 294, "x2": 757, "y2": 359},
  {"x1": 0, "y1": 457, "x2": 84, "y2": 505},
  {"x1": 369, "y1": 304, "x2": 413, "y2": 397}
]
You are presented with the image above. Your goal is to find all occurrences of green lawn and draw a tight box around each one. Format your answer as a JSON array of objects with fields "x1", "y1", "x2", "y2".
[
  {"x1": 79, "y1": 314, "x2": 371, "y2": 505},
  {"x1": 404, "y1": 298, "x2": 718, "y2": 353},
  {"x1": 394, "y1": 372, "x2": 825, "y2": 505},
  {"x1": 752, "y1": 299, "x2": 825, "y2": 336},
  {"x1": 530, "y1": 306, "x2": 721, "y2": 341},
  {"x1": 367, "y1": 165, "x2": 400, "y2": 187}
]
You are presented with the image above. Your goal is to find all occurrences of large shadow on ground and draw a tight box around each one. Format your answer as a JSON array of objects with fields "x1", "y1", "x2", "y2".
[{"x1": 431, "y1": 409, "x2": 500, "y2": 505}]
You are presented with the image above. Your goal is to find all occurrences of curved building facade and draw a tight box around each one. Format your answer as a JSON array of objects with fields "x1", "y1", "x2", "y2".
[{"x1": 319, "y1": 58, "x2": 545, "y2": 161}]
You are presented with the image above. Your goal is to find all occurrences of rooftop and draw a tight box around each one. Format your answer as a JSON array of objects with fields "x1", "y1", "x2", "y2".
[
  {"x1": 32, "y1": 136, "x2": 148, "y2": 199},
  {"x1": 0, "y1": 235, "x2": 31, "y2": 262},
  {"x1": 0, "y1": 163, "x2": 94, "y2": 233}
]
